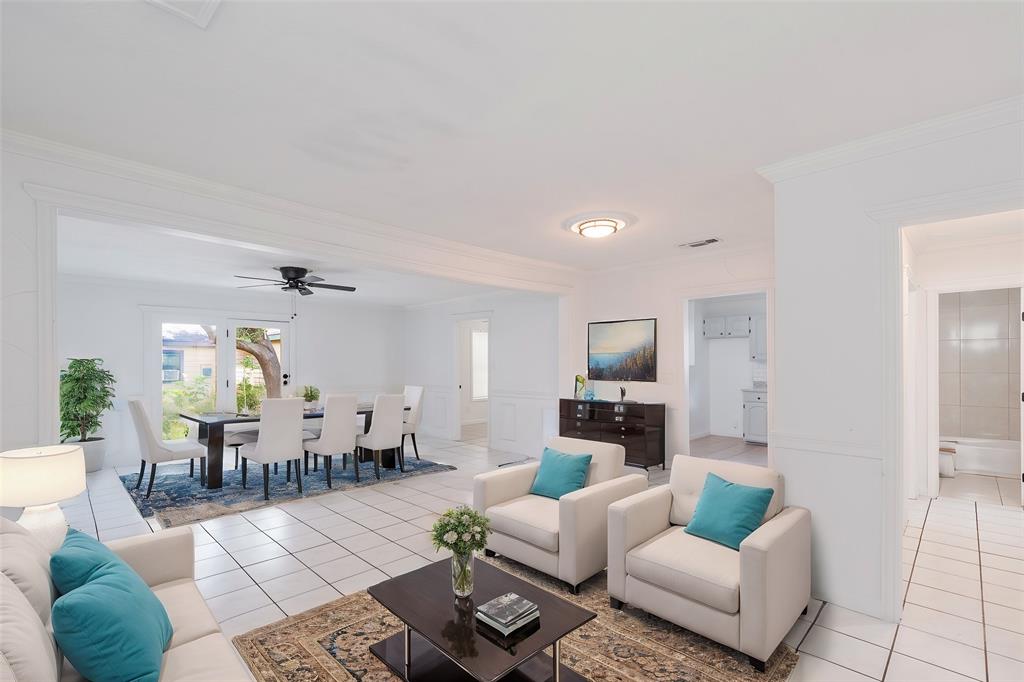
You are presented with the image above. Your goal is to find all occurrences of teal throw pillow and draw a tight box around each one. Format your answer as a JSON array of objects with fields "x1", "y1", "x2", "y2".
[
  {"x1": 684, "y1": 473, "x2": 775, "y2": 550},
  {"x1": 50, "y1": 529, "x2": 172, "y2": 682},
  {"x1": 530, "y1": 447, "x2": 593, "y2": 499}
]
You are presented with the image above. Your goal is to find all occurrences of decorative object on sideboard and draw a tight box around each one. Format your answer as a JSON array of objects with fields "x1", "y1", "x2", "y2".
[
  {"x1": 574, "y1": 374, "x2": 585, "y2": 400},
  {"x1": 59, "y1": 358, "x2": 116, "y2": 472},
  {"x1": 431, "y1": 505, "x2": 492, "y2": 599},
  {"x1": 587, "y1": 318, "x2": 657, "y2": 382},
  {"x1": 0, "y1": 445, "x2": 86, "y2": 552},
  {"x1": 619, "y1": 385, "x2": 626, "y2": 401}
]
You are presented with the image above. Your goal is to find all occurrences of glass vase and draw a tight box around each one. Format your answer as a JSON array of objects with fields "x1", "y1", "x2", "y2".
[{"x1": 451, "y1": 551, "x2": 474, "y2": 598}]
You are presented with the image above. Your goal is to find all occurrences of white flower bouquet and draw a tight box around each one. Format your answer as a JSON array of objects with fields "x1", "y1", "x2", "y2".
[{"x1": 431, "y1": 505, "x2": 491, "y2": 597}]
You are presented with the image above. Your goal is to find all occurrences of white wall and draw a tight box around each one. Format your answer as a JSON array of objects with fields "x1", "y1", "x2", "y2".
[
  {"x1": 405, "y1": 291, "x2": 559, "y2": 457},
  {"x1": 766, "y1": 99, "x2": 1024, "y2": 620},
  {"x1": 56, "y1": 275, "x2": 404, "y2": 467}
]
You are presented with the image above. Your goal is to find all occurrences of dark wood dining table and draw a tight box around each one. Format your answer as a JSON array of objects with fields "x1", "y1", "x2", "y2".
[{"x1": 179, "y1": 403, "x2": 406, "y2": 489}]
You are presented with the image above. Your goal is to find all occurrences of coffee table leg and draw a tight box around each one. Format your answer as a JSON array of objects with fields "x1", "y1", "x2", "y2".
[
  {"x1": 404, "y1": 624, "x2": 411, "y2": 680},
  {"x1": 552, "y1": 638, "x2": 560, "y2": 682}
]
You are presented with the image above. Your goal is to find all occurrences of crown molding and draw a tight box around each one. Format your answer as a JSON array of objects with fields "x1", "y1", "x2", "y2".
[
  {"x1": 1, "y1": 130, "x2": 580, "y2": 281},
  {"x1": 145, "y1": 0, "x2": 221, "y2": 29},
  {"x1": 758, "y1": 95, "x2": 1024, "y2": 184}
]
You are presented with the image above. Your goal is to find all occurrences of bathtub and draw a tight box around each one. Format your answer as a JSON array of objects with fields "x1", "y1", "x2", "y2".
[{"x1": 940, "y1": 437, "x2": 1021, "y2": 478}]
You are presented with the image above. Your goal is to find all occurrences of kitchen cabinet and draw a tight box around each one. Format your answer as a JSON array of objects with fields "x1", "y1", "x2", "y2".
[
  {"x1": 703, "y1": 315, "x2": 750, "y2": 338},
  {"x1": 750, "y1": 315, "x2": 767, "y2": 361},
  {"x1": 743, "y1": 389, "x2": 768, "y2": 444}
]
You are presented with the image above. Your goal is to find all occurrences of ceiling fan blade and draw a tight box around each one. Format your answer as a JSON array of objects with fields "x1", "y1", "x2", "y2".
[
  {"x1": 237, "y1": 283, "x2": 279, "y2": 288},
  {"x1": 306, "y1": 283, "x2": 356, "y2": 292},
  {"x1": 300, "y1": 275, "x2": 324, "y2": 283},
  {"x1": 298, "y1": 287, "x2": 314, "y2": 296},
  {"x1": 235, "y1": 275, "x2": 284, "y2": 283}
]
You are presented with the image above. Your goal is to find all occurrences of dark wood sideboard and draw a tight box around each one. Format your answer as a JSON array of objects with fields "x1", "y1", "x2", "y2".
[{"x1": 558, "y1": 399, "x2": 666, "y2": 470}]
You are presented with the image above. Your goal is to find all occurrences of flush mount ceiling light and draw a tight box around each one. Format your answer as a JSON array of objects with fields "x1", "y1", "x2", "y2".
[{"x1": 564, "y1": 213, "x2": 634, "y2": 239}]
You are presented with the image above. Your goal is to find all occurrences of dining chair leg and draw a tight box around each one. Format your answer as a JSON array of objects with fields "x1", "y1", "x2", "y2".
[
  {"x1": 145, "y1": 463, "x2": 157, "y2": 498},
  {"x1": 401, "y1": 434, "x2": 406, "y2": 462},
  {"x1": 314, "y1": 454, "x2": 318, "y2": 471},
  {"x1": 353, "y1": 450, "x2": 360, "y2": 483},
  {"x1": 235, "y1": 448, "x2": 239, "y2": 470},
  {"x1": 241, "y1": 457, "x2": 248, "y2": 488},
  {"x1": 304, "y1": 451, "x2": 309, "y2": 475},
  {"x1": 398, "y1": 445, "x2": 406, "y2": 473},
  {"x1": 274, "y1": 462, "x2": 278, "y2": 475},
  {"x1": 373, "y1": 450, "x2": 381, "y2": 480},
  {"x1": 341, "y1": 453, "x2": 347, "y2": 470},
  {"x1": 411, "y1": 433, "x2": 420, "y2": 459},
  {"x1": 263, "y1": 464, "x2": 270, "y2": 500},
  {"x1": 295, "y1": 459, "x2": 303, "y2": 493},
  {"x1": 190, "y1": 458, "x2": 195, "y2": 478},
  {"x1": 287, "y1": 460, "x2": 292, "y2": 482},
  {"x1": 325, "y1": 455, "x2": 332, "y2": 488},
  {"x1": 200, "y1": 458, "x2": 206, "y2": 486},
  {"x1": 136, "y1": 460, "x2": 146, "y2": 489}
]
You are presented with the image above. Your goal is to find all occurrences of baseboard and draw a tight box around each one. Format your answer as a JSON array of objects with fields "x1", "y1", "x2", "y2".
[
  {"x1": 689, "y1": 431, "x2": 710, "y2": 440},
  {"x1": 461, "y1": 419, "x2": 487, "y2": 426}
]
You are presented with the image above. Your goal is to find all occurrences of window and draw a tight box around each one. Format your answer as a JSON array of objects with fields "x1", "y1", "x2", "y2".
[{"x1": 471, "y1": 329, "x2": 488, "y2": 400}]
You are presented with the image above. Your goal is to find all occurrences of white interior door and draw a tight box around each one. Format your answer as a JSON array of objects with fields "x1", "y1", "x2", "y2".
[{"x1": 709, "y1": 337, "x2": 753, "y2": 438}]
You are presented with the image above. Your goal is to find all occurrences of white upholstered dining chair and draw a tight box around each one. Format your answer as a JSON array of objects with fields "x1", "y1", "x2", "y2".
[
  {"x1": 238, "y1": 398, "x2": 305, "y2": 499},
  {"x1": 402, "y1": 385, "x2": 424, "y2": 460},
  {"x1": 302, "y1": 394, "x2": 359, "y2": 488},
  {"x1": 355, "y1": 394, "x2": 404, "y2": 480},
  {"x1": 128, "y1": 400, "x2": 207, "y2": 497}
]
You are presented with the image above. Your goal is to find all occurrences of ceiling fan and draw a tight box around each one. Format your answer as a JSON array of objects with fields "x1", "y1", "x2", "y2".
[{"x1": 234, "y1": 266, "x2": 356, "y2": 296}]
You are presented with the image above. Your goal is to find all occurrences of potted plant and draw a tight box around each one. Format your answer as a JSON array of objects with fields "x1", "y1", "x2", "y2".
[
  {"x1": 59, "y1": 358, "x2": 117, "y2": 472},
  {"x1": 432, "y1": 505, "x2": 491, "y2": 599},
  {"x1": 302, "y1": 385, "x2": 320, "y2": 410}
]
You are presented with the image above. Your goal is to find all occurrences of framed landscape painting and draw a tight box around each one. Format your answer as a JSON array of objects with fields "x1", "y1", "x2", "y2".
[{"x1": 587, "y1": 318, "x2": 657, "y2": 382}]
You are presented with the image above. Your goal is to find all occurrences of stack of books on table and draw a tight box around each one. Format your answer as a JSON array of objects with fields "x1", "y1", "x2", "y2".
[{"x1": 475, "y1": 592, "x2": 539, "y2": 637}]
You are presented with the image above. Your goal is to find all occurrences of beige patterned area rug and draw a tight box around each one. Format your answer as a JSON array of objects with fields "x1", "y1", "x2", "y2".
[{"x1": 233, "y1": 556, "x2": 798, "y2": 681}]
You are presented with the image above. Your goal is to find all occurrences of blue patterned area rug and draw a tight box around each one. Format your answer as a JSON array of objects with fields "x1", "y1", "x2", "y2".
[{"x1": 119, "y1": 457, "x2": 456, "y2": 527}]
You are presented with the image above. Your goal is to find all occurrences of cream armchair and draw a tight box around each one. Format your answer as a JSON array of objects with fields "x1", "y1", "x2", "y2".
[
  {"x1": 473, "y1": 436, "x2": 647, "y2": 593},
  {"x1": 607, "y1": 456, "x2": 810, "y2": 672}
]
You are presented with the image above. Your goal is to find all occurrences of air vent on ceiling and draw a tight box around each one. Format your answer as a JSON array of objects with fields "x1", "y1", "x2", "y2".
[{"x1": 679, "y1": 238, "x2": 721, "y2": 248}]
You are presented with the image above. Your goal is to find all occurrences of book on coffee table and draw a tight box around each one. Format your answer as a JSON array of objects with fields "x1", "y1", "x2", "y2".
[
  {"x1": 476, "y1": 593, "x2": 537, "y2": 625},
  {"x1": 477, "y1": 608, "x2": 540, "y2": 637}
]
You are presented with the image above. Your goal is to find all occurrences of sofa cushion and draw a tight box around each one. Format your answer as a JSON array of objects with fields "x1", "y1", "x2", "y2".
[
  {"x1": 626, "y1": 527, "x2": 740, "y2": 614},
  {"x1": 487, "y1": 495, "x2": 560, "y2": 552},
  {"x1": 0, "y1": 517, "x2": 54, "y2": 624},
  {"x1": 50, "y1": 530, "x2": 173, "y2": 682},
  {"x1": 160, "y1": 632, "x2": 253, "y2": 681},
  {"x1": 153, "y1": 579, "x2": 220, "y2": 649},
  {"x1": 684, "y1": 473, "x2": 775, "y2": 550},
  {"x1": 668, "y1": 456, "x2": 784, "y2": 527},
  {"x1": 0, "y1": 573, "x2": 59, "y2": 682},
  {"x1": 530, "y1": 448, "x2": 592, "y2": 500}
]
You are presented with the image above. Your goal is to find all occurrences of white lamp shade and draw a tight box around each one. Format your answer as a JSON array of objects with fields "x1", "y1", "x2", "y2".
[{"x1": 0, "y1": 445, "x2": 86, "y2": 507}]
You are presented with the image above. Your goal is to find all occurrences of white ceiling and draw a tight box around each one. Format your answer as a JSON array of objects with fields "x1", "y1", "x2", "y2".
[
  {"x1": 905, "y1": 209, "x2": 1024, "y2": 254},
  {"x1": 56, "y1": 215, "x2": 500, "y2": 306},
  {"x1": 5, "y1": 2, "x2": 1023, "y2": 269}
]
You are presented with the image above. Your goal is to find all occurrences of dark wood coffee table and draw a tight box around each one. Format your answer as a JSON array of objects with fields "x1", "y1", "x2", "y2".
[{"x1": 367, "y1": 559, "x2": 595, "y2": 681}]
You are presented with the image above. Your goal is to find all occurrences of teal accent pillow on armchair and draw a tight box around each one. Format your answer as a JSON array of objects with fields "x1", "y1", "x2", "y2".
[
  {"x1": 684, "y1": 473, "x2": 775, "y2": 550},
  {"x1": 530, "y1": 447, "x2": 593, "y2": 499},
  {"x1": 50, "y1": 529, "x2": 172, "y2": 682}
]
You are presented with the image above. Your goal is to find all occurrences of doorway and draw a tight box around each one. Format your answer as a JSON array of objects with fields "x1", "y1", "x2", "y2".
[
  {"x1": 686, "y1": 292, "x2": 768, "y2": 466},
  {"x1": 456, "y1": 318, "x2": 489, "y2": 443}
]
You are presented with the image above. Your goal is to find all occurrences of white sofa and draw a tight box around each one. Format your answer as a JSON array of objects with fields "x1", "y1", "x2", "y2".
[
  {"x1": 607, "y1": 456, "x2": 811, "y2": 671},
  {"x1": 0, "y1": 518, "x2": 253, "y2": 681},
  {"x1": 473, "y1": 436, "x2": 648, "y2": 592}
]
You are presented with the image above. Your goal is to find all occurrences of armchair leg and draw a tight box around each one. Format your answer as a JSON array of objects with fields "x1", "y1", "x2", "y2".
[
  {"x1": 241, "y1": 457, "x2": 247, "y2": 488},
  {"x1": 748, "y1": 656, "x2": 766, "y2": 673},
  {"x1": 263, "y1": 464, "x2": 270, "y2": 500},
  {"x1": 484, "y1": 549, "x2": 496, "y2": 557},
  {"x1": 136, "y1": 460, "x2": 146, "y2": 489},
  {"x1": 566, "y1": 582, "x2": 580, "y2": 595},
  {"x1": 609, "y1": 597, "x2": 624, "y2": 610},
  {"x1": 145, "y1": 463, "x2": 157, "y2": 498},
  {"x1": 802, "y1": 605, "x2": 808, "y2": 615}
]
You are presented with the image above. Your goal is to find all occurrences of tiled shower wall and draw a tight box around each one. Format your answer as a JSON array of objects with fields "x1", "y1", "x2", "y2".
[{"x1": 939, "y1": 288, "x2": 1021, "y2": 440}]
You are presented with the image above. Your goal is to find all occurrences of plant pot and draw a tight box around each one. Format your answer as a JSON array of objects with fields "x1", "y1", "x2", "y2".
[
  {"x1": 72, "y1": 438, "x2": 106, "y2": 473},
  {"x1": 451, "y1": 551, "x2": 475, "y2": 598}
]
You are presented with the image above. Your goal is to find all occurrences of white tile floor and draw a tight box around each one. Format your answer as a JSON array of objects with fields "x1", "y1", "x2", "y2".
[
  {"x1": 939, "y1": 472, "x2": 1022, "y2": 508},
  {"x1": 689, "y1": 435, "x2": 769, "y2": 467},
  {"x1": 59, "y1": 435, "x2": 1023, "y2": 681}
]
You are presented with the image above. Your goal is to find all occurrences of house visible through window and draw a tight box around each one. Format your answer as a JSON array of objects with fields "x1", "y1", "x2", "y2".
[
  {"x1": 162, "y1": 349, "x2": 183, "y2": 382},
  {"x1": 471, "y1": 329, "x2": 488, "y2": 400}
]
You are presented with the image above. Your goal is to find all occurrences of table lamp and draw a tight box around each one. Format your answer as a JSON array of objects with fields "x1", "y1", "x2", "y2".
[{"x1": 0, "y1": 445, "x2": 86, "y2": 552}]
